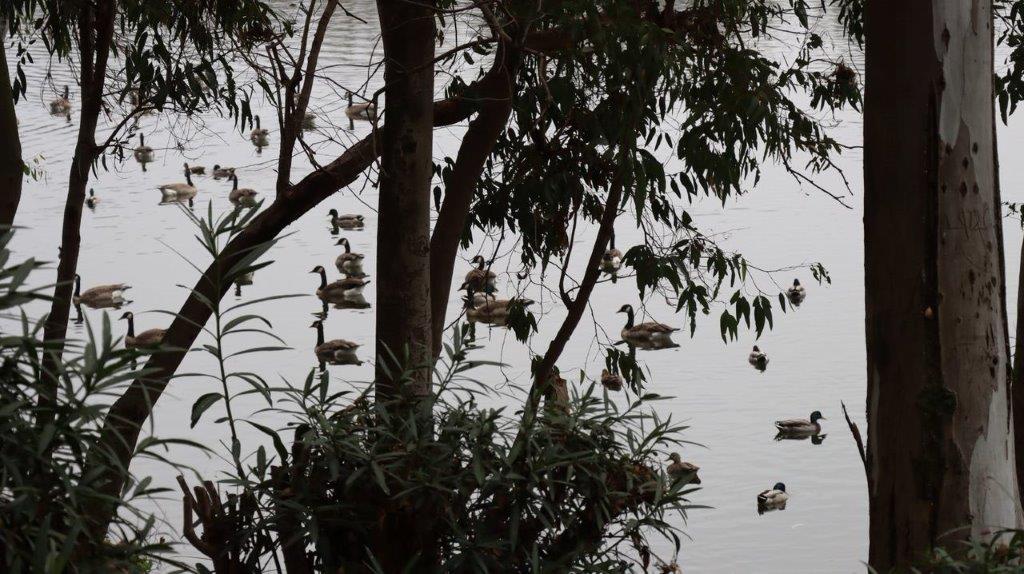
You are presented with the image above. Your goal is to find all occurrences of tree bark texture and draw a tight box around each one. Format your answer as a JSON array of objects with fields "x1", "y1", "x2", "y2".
[
  {"x1": 864, "y1": 0, "x2": 1024, "y2": 569},
  {"x1": 374, "y1": 0, "x2": 436, "y2": 399},
  {"x1": 0, "y1": 38, "x2": 22, "y2": 227}
]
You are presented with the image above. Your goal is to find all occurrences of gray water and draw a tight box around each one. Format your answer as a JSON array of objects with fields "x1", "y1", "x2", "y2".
[{"x1": 12, "y1": 4, "x2": 1024, "y2": 572}]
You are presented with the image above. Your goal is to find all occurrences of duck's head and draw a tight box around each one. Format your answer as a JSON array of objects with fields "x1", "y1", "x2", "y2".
[
  {"x1": 119, "y1": 311, "x2": 134, "y2": 321},
  {"x1": 810, "y1": 410, "x2": 825, "y2": 423},
  {"x1": 616, "y1": 304, "x2": 633, "y2": 314},
  {"x1": 667, "y1": 452, "x2": 682, "y2": 463},
  {"x1": 328, "y1": 209, "x2": 339, "y2": 218},
  {"x1": 752, "y1": 345, "x2": 761, "y2": 352},
  {"x1": 793, "y1": 278, "x2": 801, "y2": 287},
  {"x1": 310, "y1": 265, "x2": 325, "y2": 274},
  {"x1": 213, "y1": 164, "x2": 221, "y2": 170},
  {"x1": 773, "y1": 482, "x2": 786, "y2": 492}
]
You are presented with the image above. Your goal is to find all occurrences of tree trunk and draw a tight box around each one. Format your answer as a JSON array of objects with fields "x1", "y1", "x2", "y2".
[
  {"x1": 0, "y1": 38, "x2": 23, "y2": 227},
  {"x1": 374, "y1": 0, "x2": 436, "y2": 400},
  {"x1": 864, "y1": 0, "x2": 1024, "y2": 568}
]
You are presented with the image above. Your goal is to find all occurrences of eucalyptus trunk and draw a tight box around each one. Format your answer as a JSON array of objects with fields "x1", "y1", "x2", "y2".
[
  {"x1": 864, "y1": 0, "x2": 1024, "y2": 569},
  {"x1": 374, "y1": 0, "x2": 436, "y2": 400},
  {"x1": 0, "y1": 38, "x2": 22, "y2": 227}
]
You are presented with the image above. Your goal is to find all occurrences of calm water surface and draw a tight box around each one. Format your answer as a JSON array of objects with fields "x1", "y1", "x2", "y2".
[{"x1": 11, "y1": 5, "x2": 1024, "y2": 572}]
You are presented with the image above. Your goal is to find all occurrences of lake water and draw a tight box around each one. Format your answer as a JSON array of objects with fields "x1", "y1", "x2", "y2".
[{"x1": 10, "y1": 4, "x2": 1024, "y2": 572}]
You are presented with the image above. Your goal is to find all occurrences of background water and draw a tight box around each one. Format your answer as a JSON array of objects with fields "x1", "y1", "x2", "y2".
[{"x1": 9, "y1": 4, "x2": 1024, "y2": 572}]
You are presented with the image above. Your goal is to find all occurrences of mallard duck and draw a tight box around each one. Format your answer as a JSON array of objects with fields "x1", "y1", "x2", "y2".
[
  {"x1": 787, "y1": 278, "x2": 806, "y2": 306},
  {"x1": 133, "y1": 134, "x2": 154, "y2": 163},
  {"x1": 311, "y1": 265, "x2": 369, "y2": 300},
  {"x1": 334, "y1": 238, "x2": 365, "y2": 276},
  {"x1": 666, "y1": 452, "x2": 701, "y2": 485},
  {"x1": 158, "y1": 165, "x2": 198, "y2": 200},
  {"x1": 73, "y1": 274, "x2": 129, "y2": 308},
  {"x1": 311, "y1": 320, "x2": 360, "y2": 364},
  {"x1": 120, "y1": 311, "x2": 166, "y2": 349},
  {"x1": 617, "y1": 304, "x2": 679, "y2": 347},
  {"x1": 328, "y1": 209, "x2": 365, "y2": 229},
  {"x1": 463, "y1": 255, "x2": 497, "y2": 292},
  {"x1": 600, "y1": 369, "x2": 623, "y2": 392},
  {"x1": 228, "y1": 173, "x2": 258, "y2": 205},
  {"x1": 600, "y1": 234, "x2": 623, "y2": 273},
  {"x1": 50, "y1": 86, "x2": 71, "y2": 115},
  {"x1": 188, "y1": 165, "x2": 206, "y2": 175},
  {"x1": 757, "y1": 482, "x2": 789, "y2": 513},
  {"x1": 748, "y1": 345, "x2": 769, "y2": 371},
  {"x1": 212, "y1": 165, "x2": 235, "y2": 179},
  {"x1": 345, "y1": 93, "x2": 377, "y2": 121},
  {"x1": 85, "y1": 188, "x2": 100, "y2": 209},
  {"x1": 250, "y1": 116, "x2": 270, "y2": 144},
  {"x1": 775, "y1": 410, "x2": 825, "y2": 436}
]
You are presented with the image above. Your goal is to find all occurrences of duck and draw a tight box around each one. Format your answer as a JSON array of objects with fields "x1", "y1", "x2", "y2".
[
  {"x1": 85, "y1": 188, "x2": 100, "y2": 209},
  {"x1": 212, "y1": 165, "x2": 235, "y2": 179},
  {"x1": 600, "y1": 369, "x2": 623, "y2": 392},
  {"x1": 774, "y1": 410, "x2": 825, "y2": 436},
  {"x1": 463, "y1": 255, "x2": 497, "y2": 292},
  {"x1": 311, "y1": 265, "x2": 369, "y2": 300},
  {"x1": 302, "y1": 112, "x2": 316, "y2": 130},
  {"x1": 157, "y1": 164, "x2": 198, "y2": 200},
  {"x1": 188, "y1": 165, "x2": 206, "y2": 175},
  {"x1": 228, "y1": 173, "x2": 258, "y2": 205},
  {"x1": 50, "y1": 86, "x2": 71, "y2": 115},
  {"x1": 250, "y1": 116, "x2": 270, "y2": 145},
  {"x1": 757, "y1": 482, "x2": 789, "y2": 513},
  {"x1": 73, "y1": 274, "x2": 130, "y2": 308},
  {"x1": 600, "y1": 233, "x2": 623, "y2": 273},
  {"x1": 328, "y1": 209, "x2": 365, "y2": 229},
  {"x1": 311, "y1": 320, "x2": 360, "y2": 364},
  {"x1": 345, "y1": 93, "x2": 377, "y2": 121},
  {"x1": 133, "y1": 134, "x2": 154, "y2": 163},
  {"x1": 787, "y1": 278, "x2": 806, "y2": 306},
  {"x1": 334, "y1": 238, "x2": 365, "y2": 276},
  {"x1": 120, "y1": 311, "x2": 166, "y2": 349},
  {"x1": 616, "y1": 304, "x2": 679, "y2": 347},
  {"x1": 666, "y1": 452, "x2": 701, "y2": 485},
  {"x1": 748, "y1": 345, "x2": 769, "y2": 371}
]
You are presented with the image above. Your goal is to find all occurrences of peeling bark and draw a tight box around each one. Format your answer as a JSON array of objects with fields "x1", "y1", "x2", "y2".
[{"x1": 865, "y1": 0, "x2": 1024, "y2": 568}]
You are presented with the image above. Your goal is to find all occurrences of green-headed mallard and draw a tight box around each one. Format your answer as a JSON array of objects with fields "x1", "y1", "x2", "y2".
[
  {"x1": 617, "y1": 304, "x2": 679, "y2": 347},
  {"x1": 666, "y1": 452, "x2": 701, "y2": 485},
  {"x1": 74, "y1": 274, "x2": 129, "y2": 308},
  {"x1": 775, "y1": 410, "x2": 824, "y2": 436},
  {"x1": 787, "y1": 278, "x2": 806, "y2": 306},
  {"x1": 311, "y1": 265, "x2": 369, "y2": 300},
  {"x1": 748, "y1": 345, "x2": 769, "y2": 371},
  {"x1": 334, "y1": 238, "x2": 365, "y2": 276},
  {"x1": 311, "y1": 320, "x2": 359, "y2": 364},
  {"x1": 328, "y1": 209, "x2": 365, "y2": 229},
  {"x1": 757, "y1": 482, "x2": 789, "y2": 514},
  {"x1": 228, "y1": 173, "x2": 258, "y2": 205},
  {"x1": 120, "y1": 311, "x2": 166, "y2": 349},
  {"x1": 158, "y1": 164, "x2": 198, "y2": 200}
]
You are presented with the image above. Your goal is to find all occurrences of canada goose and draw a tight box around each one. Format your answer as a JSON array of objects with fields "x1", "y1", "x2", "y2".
[
  {"x1": 600, "y1": 369, "x2": 623, "y2": 392},
  {"x1": 228, "y1": 173, "x2": 258, "y2": 205},
  {"x1": 212, "y1": 165, "x2": 235, "y2": 179},
  {"x1": 775, "y1": 411, "x2": 825, "y2": 436},
  {"x1": 328, "y1": 209, "x2": 365, "y2": 229},
  {"x1": 757, "y1": 482, "x2": 789, "y2": 514},
  {"x1": 666, "y1": 452, "x2": 701, "y2": 485},
  {"x1": 188, "y1": 165, "x2": 206, "y2": 175},
  {"x1": 600, "y1": 233, "x2": 623, "y2": 273},
  {"x1": 463, "y1": 288, "x2": 533, "y2": 324},
  {"x1": 119, "y1": 311, "x2": 166, "y2": 349},
  {"x1": 250, "y1": 116, "x2": 270, "y2": 142},
  {"x1": 73, "y1": 274, "x2": 130, "y2": 308},
  {"x1": 616, "y1": 304, "x2": 679, "y2": 347},
  {"x1": 787, "y1": 278, "x2": 806, "y2": 305},
  {"x1": 157, "y1": 165, "x2": 198, "y2": 199},
  {"x1": 311, "y1": 265, "x2": 369, "y2": 300},
  {"x1": 334, "y1": 238, "x2": 365, "y2": 276},
  {"x1": 311, "y1": 320, "x2": 360, "y2": 364},
  {"x1": 463, "y1": 255, "x2": 497, "y2": 292},
  {"x1": 50, "y1": 86, "x2": 71, "y2": 115},
  {"x1": 85, "y1": 188, "x2": 100, "y2": 208},
  {"x1": 345, "y1": 93, "x2": 377, "y2": 121},
  {"x1": 133, "y1": 134, "x2": 154, "y2": 163},
  {"x1": 748, "y1": 345, "x2": 769, "y2": 372}
]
